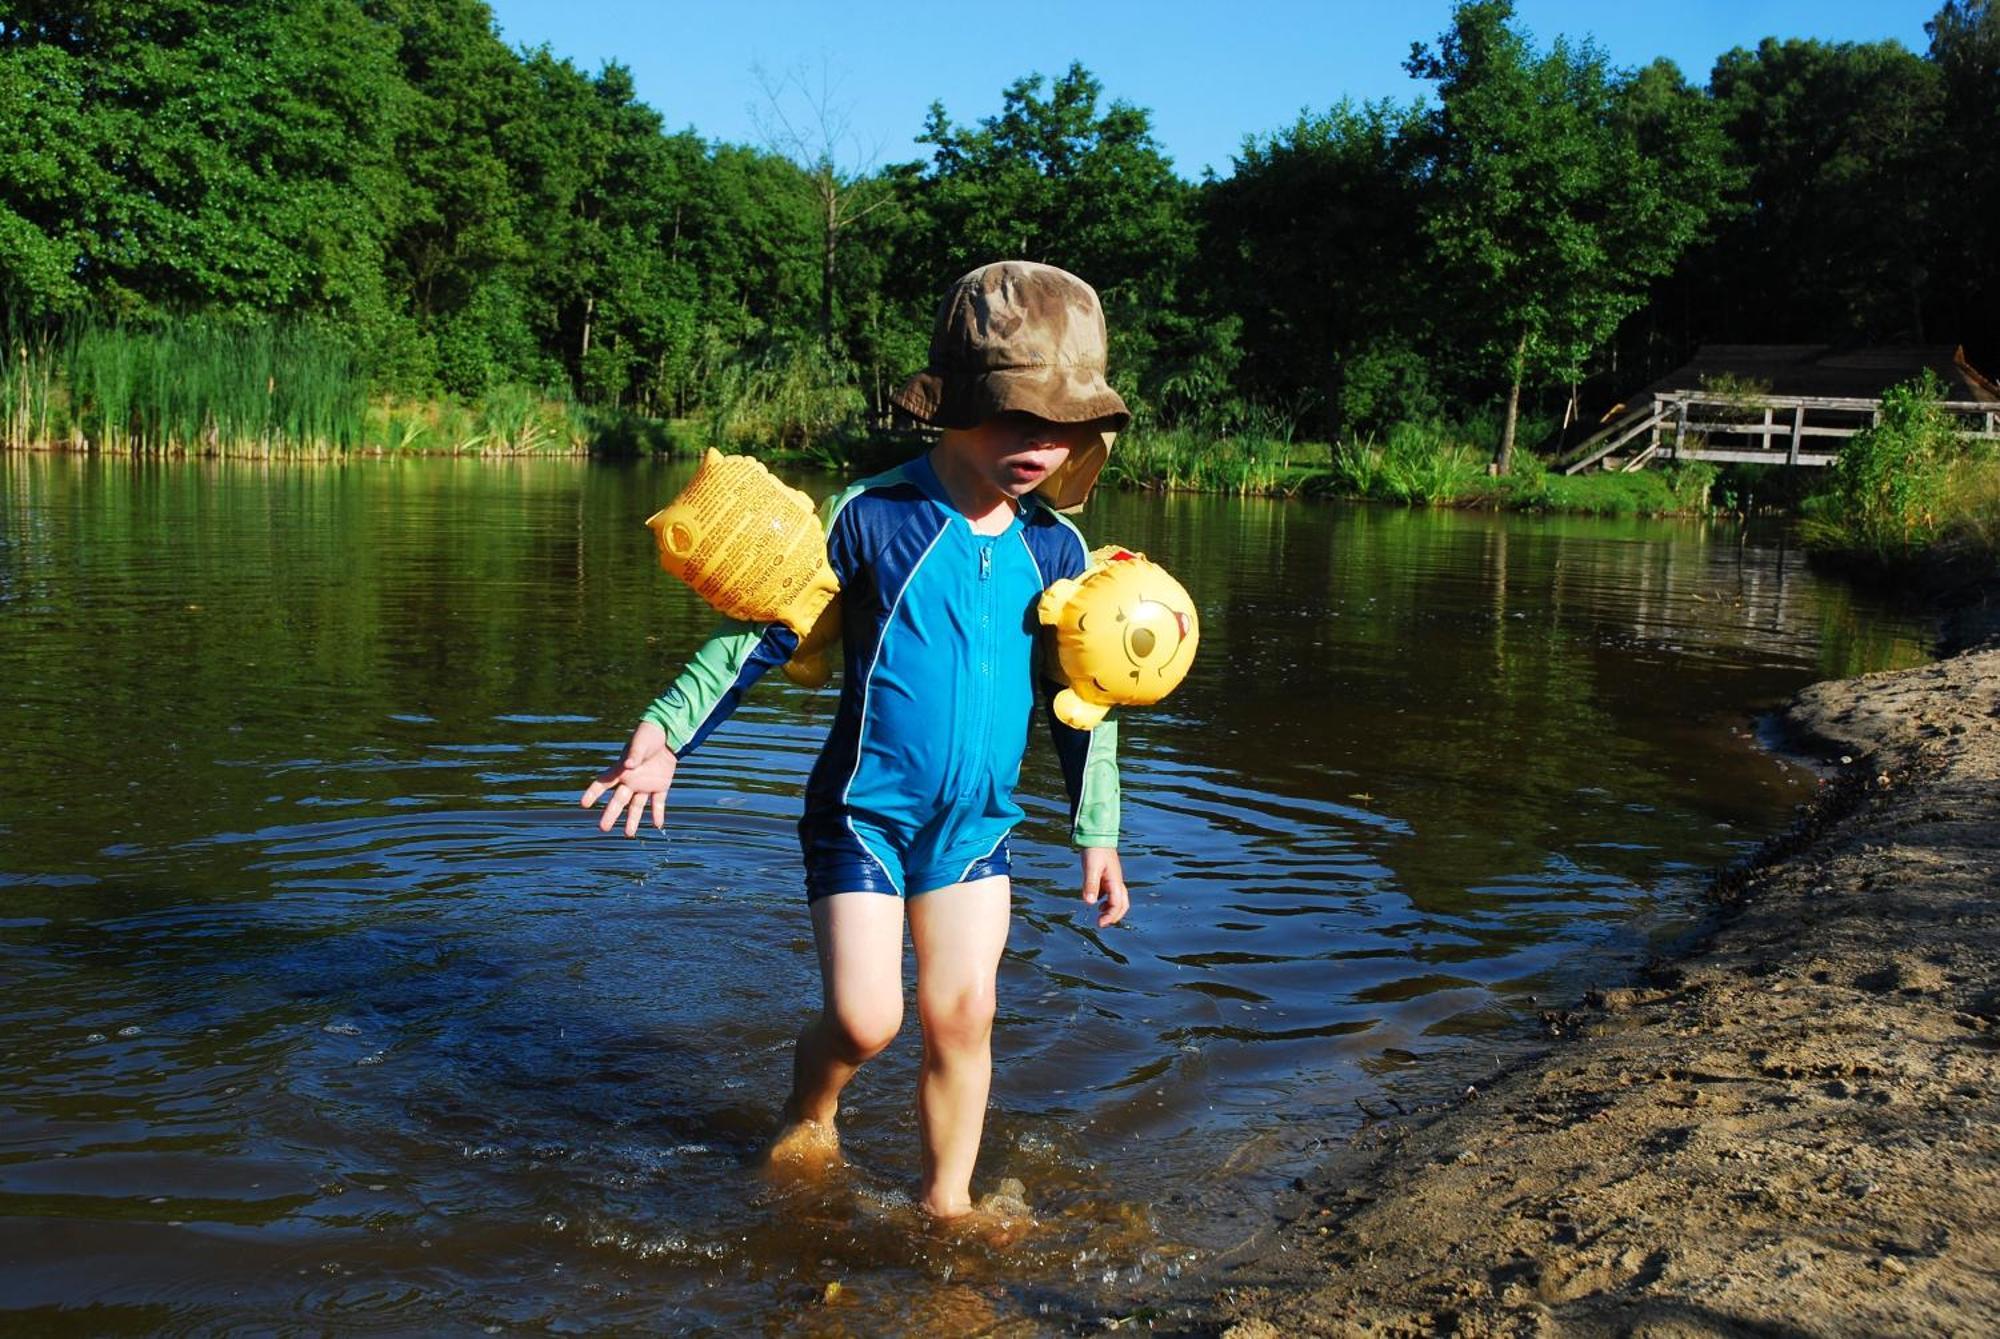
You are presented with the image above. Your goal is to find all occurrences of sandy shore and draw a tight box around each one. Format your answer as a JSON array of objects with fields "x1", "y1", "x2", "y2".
[{"x1": 1178, "y1": 617, "x2": 2000, "y2": 1336}]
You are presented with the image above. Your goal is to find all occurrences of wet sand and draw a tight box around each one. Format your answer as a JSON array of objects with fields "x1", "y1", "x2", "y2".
[{"x1": 1183, "y1": 605, "x2": 2000, "y2": 1336}]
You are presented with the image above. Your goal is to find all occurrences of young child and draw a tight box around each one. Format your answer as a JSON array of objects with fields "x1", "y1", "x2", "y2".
[{"x1": 581, "y1": 260, "x2": 1129, "y2": 1221}]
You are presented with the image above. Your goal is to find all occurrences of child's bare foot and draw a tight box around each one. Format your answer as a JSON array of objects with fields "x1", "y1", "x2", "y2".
[
  {"x1": 924, "y1": 1177, "x2": 1034, "y2": 1247},
  {"x1": 765, "y1": 1117, "x2": 843, "y2": 1182}
]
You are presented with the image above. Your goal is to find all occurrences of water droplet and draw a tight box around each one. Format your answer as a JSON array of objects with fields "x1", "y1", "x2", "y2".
[{"x1": 116, "y1": 1025, "x2": 142, "y2": 1037}]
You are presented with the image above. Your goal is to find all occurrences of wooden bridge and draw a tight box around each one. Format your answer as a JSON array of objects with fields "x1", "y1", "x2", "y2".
[
  {"x1": 1562, "y1": 391, "x2": 2000, "y2": 474},
  {"x1": 1559, "y1": 344, "x2": 2000, "y2": 475}
]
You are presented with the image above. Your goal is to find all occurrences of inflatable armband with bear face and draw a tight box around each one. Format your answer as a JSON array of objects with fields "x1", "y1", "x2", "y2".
[
  {"x1": 1035, "y1": 546, "x2": 1198, "y2": 729},
  {"x1": 645, "y1": 450, "x2": 841, "y2": 688}
]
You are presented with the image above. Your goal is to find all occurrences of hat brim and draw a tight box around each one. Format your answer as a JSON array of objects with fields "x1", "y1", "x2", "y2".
[
  {"x1": 890, "y1": 365, "x2": 1127, "y2": 512},
  {"x1": 890, "y1": 364, "x2": 1130, "y2": 434}
]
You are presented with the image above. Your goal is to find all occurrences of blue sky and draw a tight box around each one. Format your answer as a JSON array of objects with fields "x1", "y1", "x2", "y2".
[{"x1": 483, "y1": 1, "x2": 1941, "y2": 179}]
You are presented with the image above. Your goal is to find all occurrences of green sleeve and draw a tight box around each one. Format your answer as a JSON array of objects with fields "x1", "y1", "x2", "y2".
[
  {"x1": 639, "y1": 619, "x2": 770, "y2": 756},
  {"x1": 641, "y1": 481, "x2": 858, "y2": 758},
  {"x1": 1073, "y1": 712, "x2": 1121, "y2": 848}
]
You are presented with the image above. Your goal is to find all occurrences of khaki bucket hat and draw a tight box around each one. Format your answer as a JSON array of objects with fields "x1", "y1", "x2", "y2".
[{"x1": 890, "y1": 260, "x2": 1130, "y2": 511}]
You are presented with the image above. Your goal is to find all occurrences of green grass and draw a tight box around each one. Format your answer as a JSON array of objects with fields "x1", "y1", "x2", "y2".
[
  {"x1": 1465, "y1": 459, "x2": 1719, "y2": 516},
  {"x1": 64, "y1": 320, "x2": 367, "y2": 453},
  {"x1": 1800, "y1": 372, "x2": 1960, "y2": 563},
  {"x1": 1942, "y1": 450, "x2": 2000, "y2": 556},
  {"x1": 1794, "y1": 373, "x2": 2000, "y2": 582},
  {"x1": 1311, "y1": 415, "x2": 1714, "y2": 515},
  {"x1": 700, "y1": 340, "x2": 864, "y2": 455},
  {"x1": 1326, "y1": 419, "x2": 1486, "y2": 503},
  {"x1": 1, "y1": 315, "x2": 606, "y2": 456},
  {"x1": 1104, "y1": 427, "x2": 1326, "y2": 494},
  {"x1": 358, "y1": 392, "x2": 590, "y2": 455},
  {"x1": 1096, "y1": 414, "x2": 1716, "y2": 515}
]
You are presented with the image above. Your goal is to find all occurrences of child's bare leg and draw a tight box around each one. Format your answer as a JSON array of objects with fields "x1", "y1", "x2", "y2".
[
  {"x1": 908, "y1": 874, "x2": 1012, "y2": 1217},
  {"x1": 771, "y1": 891, "x2": 905, "y2": 1170}
]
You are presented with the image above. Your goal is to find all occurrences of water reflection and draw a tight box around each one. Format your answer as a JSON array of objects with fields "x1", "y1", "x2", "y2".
[{"x1": 0, "y1": 452, "x2": 1931, "y2": 1330}]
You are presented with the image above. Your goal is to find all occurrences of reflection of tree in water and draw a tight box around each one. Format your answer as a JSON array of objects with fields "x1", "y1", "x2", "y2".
[{"x1": 1078, "y1": 490, "x2": 1926, "y2": 937}]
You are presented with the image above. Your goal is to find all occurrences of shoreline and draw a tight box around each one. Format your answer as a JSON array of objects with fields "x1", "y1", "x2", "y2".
[
  {"x1": 1171, "y1": 605, "x2": 2000, "y2": 1336},
  {"x1": 3, "y1": 441, "x2": 1717, "y2": 519}
]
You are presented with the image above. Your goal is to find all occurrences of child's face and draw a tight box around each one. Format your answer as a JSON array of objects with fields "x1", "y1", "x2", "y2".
[{"x1": 952, "y1": 412, "x2": 1103, "y2": 499}]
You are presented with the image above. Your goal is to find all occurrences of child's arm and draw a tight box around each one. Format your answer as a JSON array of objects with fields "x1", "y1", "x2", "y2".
[
  {"x1": 581, "y1": 618, "x2": 800, "y2": 837},
  {"x1": 1045, "y1": 691, "x2": 1128, "y2": 926},
  {"x1": 586, "y1": 486, "x2": 860, "y2": 838}
]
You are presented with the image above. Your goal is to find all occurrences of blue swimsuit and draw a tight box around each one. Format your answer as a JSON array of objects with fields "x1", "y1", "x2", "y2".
[{"x1": 643, "y1": 455, "x2": 1121, "y2": 900}]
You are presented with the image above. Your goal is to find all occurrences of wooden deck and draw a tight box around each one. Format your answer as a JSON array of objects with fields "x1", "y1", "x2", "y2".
[{"x1": 1563, "y1": 392, "x2": 2000, "y2": 475}]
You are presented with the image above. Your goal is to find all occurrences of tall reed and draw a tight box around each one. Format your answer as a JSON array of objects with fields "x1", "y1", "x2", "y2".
[
  {"x1": 1104, "y1": 426, "x2": 1305, "y2": 494},
  {"x1": 701, "y1": 341, "x2": 864, "y2": 453},
  {"x1": 3, "y1": 318, "x2": 368, "y2": 454},
  {"x1": 1, "y1": 314, "x2": 64, "y2": 448}
]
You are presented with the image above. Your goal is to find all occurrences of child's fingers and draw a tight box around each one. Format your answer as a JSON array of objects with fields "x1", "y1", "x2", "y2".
[
  {"x1": 1095, "y1": 874, "x2": 1130, "y2": 927},
  {"x1": 582, "y1": 757, "x2": 632, "y2": 808},
  {"x1": 624, "y1": 795, "x2": 643, "y2": 838},
  {"x1": 650, "y1": 790, "x2": 666, "y2": 829},
  {"x1": 598, "y1": 784, "x2": 632, "y2": 833}
]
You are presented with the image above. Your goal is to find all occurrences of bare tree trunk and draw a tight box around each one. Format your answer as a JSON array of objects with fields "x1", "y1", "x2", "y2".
[
  {"x1": 821, "y1": 223, "x2": 836, "y2": 350},
  {"x1": 1495, "y1": 327, "x2": 1528, "y2": 475},
  {"x1": 579, "y1": 294, "x2": 595, "y2": 373}
]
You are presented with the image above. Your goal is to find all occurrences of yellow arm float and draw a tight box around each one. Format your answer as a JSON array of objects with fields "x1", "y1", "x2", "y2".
[
  {"x1": 1036, "y1": 545, "x2": 1199, "y2": 730},
  {"x1": 644, "y1": 449, "x2": 842, "y2": 688}
]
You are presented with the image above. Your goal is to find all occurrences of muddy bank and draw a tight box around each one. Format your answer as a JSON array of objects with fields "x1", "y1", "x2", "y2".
[{"x1": 1179, "y1": 635, "x2": 2000, "y2": 1336}]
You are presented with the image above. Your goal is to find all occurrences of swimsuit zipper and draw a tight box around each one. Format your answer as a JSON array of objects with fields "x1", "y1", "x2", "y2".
[{"x1": 966, "y1": 537, "x2": 997, "y2": 804}]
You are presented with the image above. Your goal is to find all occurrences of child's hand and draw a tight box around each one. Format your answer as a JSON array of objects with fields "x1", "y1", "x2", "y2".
[
  {"x1": 1080, "y1": 847, "x2": 1129, "y2": 927},
  {"x1": 581, "y1": 720, "x2": 678, "y2": 837}
]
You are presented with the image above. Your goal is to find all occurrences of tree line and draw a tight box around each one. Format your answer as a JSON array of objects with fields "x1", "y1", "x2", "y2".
[{"x1": 2, "y1": 0, "x2": 1994, "y2": 466}]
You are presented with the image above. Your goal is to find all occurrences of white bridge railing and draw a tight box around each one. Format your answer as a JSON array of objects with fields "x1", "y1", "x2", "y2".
[{"x1": 1562, "y1": 392, "x2": 2000, "y2": 475}]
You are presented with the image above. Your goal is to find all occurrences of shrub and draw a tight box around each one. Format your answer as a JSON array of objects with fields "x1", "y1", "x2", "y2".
[
  {"x1": 1328, "y1": 417, "x2": 1485, "y2": 503},
  {"x1": 1803, "y1": 371, "x2": 1957, "y2": 561},
  {"x1": 702, "y1": 340, "x2": 864, "y2": 453}
]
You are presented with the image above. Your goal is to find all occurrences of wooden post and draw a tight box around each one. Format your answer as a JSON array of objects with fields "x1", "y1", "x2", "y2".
[
  {"x1": 1788, "y1": 403, "x2": 1804, "y2": 466},
  {"x1": 1649, "y1": 396, "x2": 1662, "y2": 452},
  {"x1": 1674, "y1": 397, "x2": 1687, "y2": 458}
]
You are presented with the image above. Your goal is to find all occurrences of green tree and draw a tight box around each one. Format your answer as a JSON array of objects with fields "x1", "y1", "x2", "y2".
[
  {"x1": 1407, "y1": 1, "x2": 1728, "y2": 471},
  {"x1": 752, "y1": 62, "x2": 898, "y2": 351},
  {"x1": 1699, "y1": 36, "x2": 1942, "y2": 345},
  {"x1": 0, "y1": 39, "x2": 100, "y2": 316},
  {"x1": 1, "y1": 1, "x2": 405, "y2": 326},
  {"x1": 1202, "y1": 99, "x2": 1434, "y2": 438},
  {"x1": 905, "y1": 64, "x2": 1220, "y2": 421},
  {"x1": 362, "y1": 0, "x2": 539, "y2": 394},
  {"x1": 1925, "y1": 2, "x2": 1999, "y2": 365}
]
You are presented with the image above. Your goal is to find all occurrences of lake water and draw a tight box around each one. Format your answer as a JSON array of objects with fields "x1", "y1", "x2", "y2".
[{"x1": 0, "y1": 453, "x2": 1932, "y2": 1333}]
